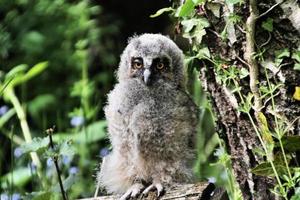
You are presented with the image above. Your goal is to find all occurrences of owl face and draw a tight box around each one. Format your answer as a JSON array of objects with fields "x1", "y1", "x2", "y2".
[
  {"x1": 129, "y1": 54, "x2": 172, "y2": 86},
  {"x1": 117, "y1": 34, "x2": 185, "y2": 88}
]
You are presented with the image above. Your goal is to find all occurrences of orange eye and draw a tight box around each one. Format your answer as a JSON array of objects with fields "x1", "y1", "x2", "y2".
[
  {"x1": 133, "y1": 62, "x2": 143, "y2": 69},
  {"x1": 157, "y1": 62, "x2": 164, "y2": 70}
]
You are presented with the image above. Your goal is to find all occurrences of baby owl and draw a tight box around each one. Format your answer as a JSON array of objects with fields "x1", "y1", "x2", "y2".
[{"x1": 97, "y1": 33, "x2": 198, "y2": 199}]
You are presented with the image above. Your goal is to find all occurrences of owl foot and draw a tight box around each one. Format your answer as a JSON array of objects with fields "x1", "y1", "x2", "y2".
[
  {"x1": 142, "y1": 182, "x2": 164, "y2": 197},
  {"x1": 119, "y1": 183, "x2": 144, "y2": 200}
]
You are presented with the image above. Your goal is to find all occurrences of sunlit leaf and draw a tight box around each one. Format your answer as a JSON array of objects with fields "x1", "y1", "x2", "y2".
[
  {"x1": 10, "y1": 61, "x2": 48, "y2": 88},
  {"x1": 150, "y1": 7, "x2": 174, "y2": 18},
  {"x1": 258, "y1": 112, "x2": 274, "y2": 152},
  {"x1": 291, "y1": 187, "x2": 300, "y2": 200},
  {"x1": 176, "y1": 0, "x2": 195, "y2": 17},
  {"x1": 59, "y1": 140, "x2": 75, "y2": 157},
  {"x1": 20, "y1": 137, "x2": 49, "y2": 154},
  {"x1": 293, "y1": 86, "x2": 300, "y2": 101},
  {"x1": 262, "y1": 18, "x2": 273, "y2": 32},
  {"x1": 294, "y1": 63, "x2": 300, "y2": 71},
  {"x1": 275, "y1": 48, "x2": 290, "y2": 59},
  {"x1": 292, "y1": 50, "x2": 300, "y2": 62},
  {"x1": 196, "y1": 47, "x2": 211, "y2": 59},
  {"x1": 225, "y1": 0, "x2": 243, "y2": 5}
]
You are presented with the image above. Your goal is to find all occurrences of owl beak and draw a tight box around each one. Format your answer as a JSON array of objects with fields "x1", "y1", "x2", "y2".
[{"x1": 143, "y1": 68, "x2": 151, "y2": 85}]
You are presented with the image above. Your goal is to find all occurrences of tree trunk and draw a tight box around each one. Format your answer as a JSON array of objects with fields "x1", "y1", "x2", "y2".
[{"x1": 197, "y1": 0, "x2": 300, "y2": 199}]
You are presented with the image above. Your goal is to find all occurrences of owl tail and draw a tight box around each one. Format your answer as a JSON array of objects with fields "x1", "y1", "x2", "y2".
[{"x1": 97, "y1": 151, "x2": 132, "y2": 194}]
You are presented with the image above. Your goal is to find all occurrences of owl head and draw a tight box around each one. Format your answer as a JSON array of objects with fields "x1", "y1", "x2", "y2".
[{"x1": 117, "y1": 34, "x2": 185, "y2": 88}]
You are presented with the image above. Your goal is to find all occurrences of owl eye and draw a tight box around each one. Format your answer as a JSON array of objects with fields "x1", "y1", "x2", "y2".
[
  {"x1": 132, "y1": 58, "x2": 143, "y2": 69},
  {"x1": 157, "y1": 62, "x2": 164, "y2": 70}
]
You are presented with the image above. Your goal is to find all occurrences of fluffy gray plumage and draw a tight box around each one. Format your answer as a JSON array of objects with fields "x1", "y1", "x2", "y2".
[{"x1": 97, "y1": 33, "x2": 198, "y2": 199}]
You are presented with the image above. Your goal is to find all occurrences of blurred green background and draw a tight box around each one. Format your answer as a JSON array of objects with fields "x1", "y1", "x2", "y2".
[{"x1": 0, "y1": 1, "x2": 224, "y2": 199}]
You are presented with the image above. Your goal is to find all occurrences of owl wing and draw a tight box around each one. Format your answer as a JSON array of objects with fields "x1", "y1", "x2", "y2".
[{"x1": 177, "y1": 89, "x2": 200, "y2": 150}]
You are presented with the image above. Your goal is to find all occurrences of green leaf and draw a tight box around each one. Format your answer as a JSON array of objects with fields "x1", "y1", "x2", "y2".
[
  {"x1": 225, "y1": 0, "x2": 243, "y2": 5},
  {"x1": 252, "y1": 154, "x2": 291, "y2": 177},
  {"x1": 1, "y1": 167, "x2": 32, "y2": 187},
  {"x1": 52, "y1": 174, "x2": 78, "y2": 192},
  {"x1": 181, "y1": 18, "x2": 209, "y2": 44},
  {"x1": 275, "y1": 48, "x2": 290, "y2": 59},
  {"x1": 239, "y1": 68, "x2": 249, "y2": 79},
  {"x1": 150, "y1": 7, "x2": 174, "y2": 18},
  {"x1": 59, "y1": 140, "x2": 75, "y2": 157},
  {"x1": 10, "y1": 61, "x2": 48, "y2": 88},
  {"x1": 262, "y1": 18, "x2": 273, "y2": 32},
  {"x1": 176, "y1": 0, "x2": 195, "y2": 17},
  {"x1": 20, "y1": 137, "x2": 49, "y2": 154},
  {"x1": 196, "y1": 47, "x2": 211, "y2": 59},
  {"x1": 53, "y1": 120, "x2": 107, "y2": 144},
  {"x1": 28, "y1": 94, "x2": 56, "y2": 117},
  {"x1": 294, "y1": 63, "x2": 300, "y2": 71},
  {"x1": 291, "y1": 187, "x2": 300, "y2": 200},
  {"x1": 257, "y1": 112, "x2": 274, "y2": 152},
  {"x1": 24, "y1": 191, "x2": 53, "y2": 200},
  {"x1": 292, "y1": 50, "x2": 300, "y2": 62},
  {"x1": 280, "y1": 136, "x2": 300, "y2": 152},
  {"x1": 5, "y1": 64, "x2": 28, "y2": 80}
]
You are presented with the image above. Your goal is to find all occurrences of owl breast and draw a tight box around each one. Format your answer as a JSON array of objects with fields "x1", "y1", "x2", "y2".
[{"x1": 106, "y1": 78, "x2": 196, "y2": 162}]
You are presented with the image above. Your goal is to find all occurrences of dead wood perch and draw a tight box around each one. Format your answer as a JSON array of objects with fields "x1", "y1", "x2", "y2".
[{"x1": 78, "y1": 182, "x2": 226, "y2": 200}]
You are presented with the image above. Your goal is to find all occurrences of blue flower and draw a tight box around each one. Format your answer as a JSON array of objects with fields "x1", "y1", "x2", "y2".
[
  {"x1": 12, "y1": 193, "x2": 21, "y2": 200},
  {"x1": 70, "y1": 116, "x2": 84, "y2": 127},
  {"x1": 62, "y1": 155, "x2": 71, "y2": 165},
  {"x1": 0, "y1": 193, "x2": 8, "y2": 200},
  {"x1": 69, "y1": 166, "x2": 78, "y2": 175},
  {"x1": 0, "y1": 105, "x2": 8, "y2": 116},
  {"x1": 99, "y1": 147, "x2": 110, "y2": 158},
  {"x1": 14, "y1": 147, "x2": 23, "y2": 158},
  {"x1": 46, "y1": 158, "x2": 53, "y2": 167}
]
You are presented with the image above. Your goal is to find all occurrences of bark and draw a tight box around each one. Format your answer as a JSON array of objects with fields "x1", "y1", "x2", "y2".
[
  {"x1": 200, "y1": 0, "x2": 300, "y2": 199},
  {"x1": 78, "y1": 183, "x2": 227, "y2": 200}
]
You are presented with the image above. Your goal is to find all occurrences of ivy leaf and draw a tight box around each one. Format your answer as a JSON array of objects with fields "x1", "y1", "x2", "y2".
[
  {"x1": 262, "y1": 18, "x2": 273, "y2": 32},
  {"x1": 176, "y1": 0, "x2": 195, "y2": 17},
  {"x1": 294, "y1": 63, "x2": 300, "y2": 71},
  {"x1": 150, "y1": 7, "x2": 174, "y2": 18},
  {"x1": 239, "y1": 68, "x2": 249, "y2": 79},
  {"x1": 292, "y1": 50, "x2": 300, "y2": 62},
  {"x1": 275, "y1": 48, "x2": 290, "y2": 59},
  {"x1": 196, "y1": 47, "x2": 211, "y2": 59}
]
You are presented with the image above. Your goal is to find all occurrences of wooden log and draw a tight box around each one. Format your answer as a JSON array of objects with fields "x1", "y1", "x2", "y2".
[{"x1": 78, "y1": 182, "x2": 226, "y2": 200}]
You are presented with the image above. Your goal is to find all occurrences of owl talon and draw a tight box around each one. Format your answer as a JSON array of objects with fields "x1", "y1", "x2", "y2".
[
  {"x1": 142, "y1": 183, "x2": 164, "y2": 197},
  {"x1": 119, "y1": 183, "x2": 144, "y2": 200}
]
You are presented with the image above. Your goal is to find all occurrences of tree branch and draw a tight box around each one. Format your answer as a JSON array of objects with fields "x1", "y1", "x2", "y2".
[
  {"x1": 78, "y1": 183, "x2": 226, "y2": 200},
  {"x1": 244, "y1": 0, "x2": 262, "y2": 112}
]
